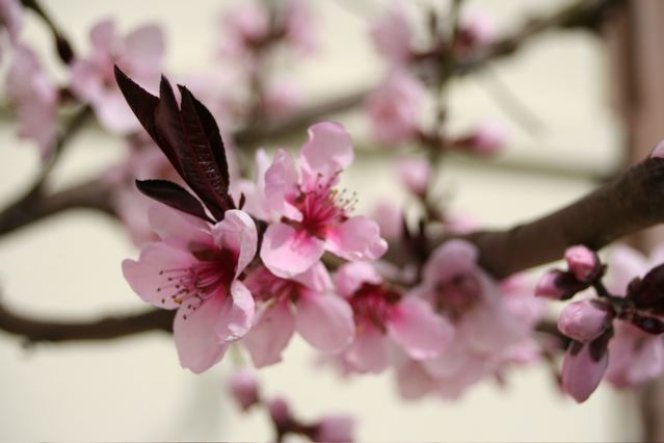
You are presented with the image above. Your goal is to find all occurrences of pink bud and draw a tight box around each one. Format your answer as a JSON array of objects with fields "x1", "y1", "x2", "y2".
[
  {"x1": 650, "y1": 139, "x2": 664, "y2": 159},
  {"x1": 535, "y1": 271, "x2": 567, "y2": 300},
  {"x1": 459, "y1": 11, "x2": 496, "y2": 48},
  {"x1": 561, "y1": 339, "x2": 609, "y2": 403},
  {"x1": 558, "y1": 300, "x2": 611, "y2": 342},
  {"x1": 565, "y1": 245, "x2": 600, "y2": 282},
  {"x1": 396, "y1": 157, "x2": 431, "y2": 196},
  {"x1": 313, "y1": 415, "x2": 355, "y2": 443},
  {"x1": 228, "y1": 369, "x2": 259, "y2": 411},
  {"x1": 268, "y1": 397, "x2": 291, "y2": 427},
  {"x1": 464, "y1": 121, "x2": 508, "y2": 155}
]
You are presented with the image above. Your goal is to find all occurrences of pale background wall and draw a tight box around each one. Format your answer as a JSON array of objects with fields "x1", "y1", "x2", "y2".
[{"x1": 0, "y1": 0, "x2": 641, "y2": 440}]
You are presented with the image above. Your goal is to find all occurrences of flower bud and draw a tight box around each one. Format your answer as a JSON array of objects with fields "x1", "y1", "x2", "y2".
[
  {"x1": 561, "y1": 336, "x2": 610, "y2": 403},
  {"x1": 458, "y1": 11, "x2": 496, "y2": 48},
  {"x1": 558, "y1": 300, "x2": 612, "y2": 342},
  {"x1": 535, "y1": 270, "x2": 586, "y2": 300},
  {"x1": 228, "y1": 369, "x2": 259, "y2": 411},
  {"x1": 268, "y1": 397, "x2": 291, "y2": 428},
  {"x1": 564, "y1": 245, "x2": 601, "y2": 283},
  {"x1": 397, "y1": 157, "x2": 431, "y2": 197},
  {"x1": 630, "y1": 313, "x2": 664, "y2": 335},
  {"x1": 627, "y1": 263, "x2": 664, "y2": 313},
  {"x1": 311, "y1": 415, "x2": 355, "y2": 443}
]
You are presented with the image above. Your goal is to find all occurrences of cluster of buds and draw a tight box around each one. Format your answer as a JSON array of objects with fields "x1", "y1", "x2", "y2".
[
  {"x1": 228, "y1": 370, "x2": 354, "y2": 442},
  {"x1": 537, "y1": 245, "x2": 664, "y2": 402}
]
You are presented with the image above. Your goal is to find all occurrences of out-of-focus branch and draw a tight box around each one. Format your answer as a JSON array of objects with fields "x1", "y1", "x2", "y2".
[
  {"x1": 20, "y1": 0, "x2": 75, "y2": 64},
  {"x1": 0, "y1": 178, "x2": 115, "y2": 236},
  {"x1": 0, "y1": 301, "x2": 172, "y2": 343},
  {"x1": 458, "y1": 0, "x2": 624, "y2": 75}
]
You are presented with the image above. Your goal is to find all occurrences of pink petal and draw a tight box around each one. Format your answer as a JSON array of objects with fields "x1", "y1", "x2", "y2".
[
  {"x1": 293, "y1": 262, "x2": 334, "y2": 293},
  {"x1": 173, "y1": 294, "x2": 229, "y2": 373},
  {"x1": 93, "y1": 90, "x2": 140, "y2": 133},
  {"x1": 69, "y1": 59, "x2": 104, "y2": 102},
  {"x1": 300, "y1": 122, "x2": 354, "y2": 186},
  {"x1": 326, "y1": 216, "x2": 387, "y2": 261},
  {"x1": 344, "y1": 325, "x2": 389, "y2": 373},
  {"x1": 122, "y1": 24, "x2": 164, "y2": 76},
  {"x1": 148, "y1": 204, "x2": 212, "y2": 247},
  {"x1": 332, "y1": 261, "x2": 382, "y2": 298},
  {"x1": 295, "y1": 291, "x2": 354, "y2": 353},
  {"x1": 388, "y1": 296, "x2": 454, "y2": 360},
  {"x1": 122, "y1": 242, "x2": 195, "y2": 309},
  {"x1": 89, "y1": 19, "x2": 117, "y2": 54},
  {"x1": 395, "y1": 359, "x2": 435, "y2": 400},
  {"x1": 260, "y1": 222, "x2": 325, "y2": 278},
  {"x1": 215, "y1": 281, "x2": 255, "y2": 342},
  {"x1": 264, "y1": 148, "x2": 302, "y2": 221},
  {"x1": 243, "y1": 300, "x2": 295, "y2": 368},
  {"x1": 212, "y1": 209, "x2": 258, "y2": 277},
  {"x1": 422, "y1": 239, "x2": 478, "y2": 286}
]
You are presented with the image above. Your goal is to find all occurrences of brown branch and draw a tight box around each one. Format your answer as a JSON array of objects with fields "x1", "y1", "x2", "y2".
[
  {"x1": 0, "y1": 178, "x2": 115, "y2": 236},
  {"x1": 464, "y1": 157, "x2": 664, "y2": 278},
  {"x1": 0, "y1": 302, "x2": 173, "y2": 343}
]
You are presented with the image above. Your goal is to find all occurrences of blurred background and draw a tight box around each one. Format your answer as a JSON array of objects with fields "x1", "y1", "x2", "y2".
[{"x1": 0, "y1": 0, "x2": 656, "y2": 440}]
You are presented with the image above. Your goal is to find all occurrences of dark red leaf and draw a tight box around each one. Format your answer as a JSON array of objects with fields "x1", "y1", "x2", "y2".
[{"x1": 135, "y1": 179, "x2": 212, "y2": 223}]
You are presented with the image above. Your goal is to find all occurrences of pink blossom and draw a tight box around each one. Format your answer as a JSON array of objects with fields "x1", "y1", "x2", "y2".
[
  {"x1": 6, "y1": 44, "x2": 58, "y2": 157},
  {"x1": 263, "y1": 79, "x2": 302, "y2": 119},
  {"x1": 558, "y1": 300, "x2": 612, "y2": 343},
  {"x1": 370, "y1": 2, "x2": 412, "y2": 65},
  {"x1": 334, "y1": 262, "x2": 453, "y2": 373},
  {"x1": 70, "y1": 19, "x2": 164, "y2": 133},
  {"x1": 366, "y1": 70, "x2": 425, "y2": 145},
  {"x1": 561, "y1": 339, "x2": 609, "y2": 403},
  {"x1": 256, "y1": 122, "x2": 387, "y2": 278},
  {"x1": 122, "y1": 205, "x2": 257, "y2": 373},
  {"x1": 313, "y1": 415, "x2": 355, "y2": 443},
  {"x1": 242, "y1": 263, "x2": 354, "y2": 367},
  {"x1": 228, "y1": 369, "x2": 259, "y2": 411},
  {"x1": 407, "y1": 240, "x2": 540, "y2": 397},
  {"x1": 396, "y1": 156, "x2": 431, "y2": 197}
]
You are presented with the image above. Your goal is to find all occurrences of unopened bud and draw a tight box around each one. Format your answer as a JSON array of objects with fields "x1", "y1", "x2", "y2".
[
  {"x1": 565, "y1": 245, "x2": 601, "y2": 283},
  {"x1": 558, "y1": 300, "x2": 612, "y2": 342},
  {"x1": 561, "y1": 335, "x2": 610, "y2": 403},
  {"x1": 228, "y1": 369, "x2": 259, "y2": 411},
  {"x1": 627, "y1": 263, "x2": 664, "y2": 313},
  {"x1": 458, "y1": 11, "x2": 496, "y2": 48},
  {"x1": 460, "y1": 121, "x2": 508, "y2": 156},
  {"x1": 535, "y1": 270, "x2": 586, "y2": 300},
  {"x1": 268, "y1": 397, "x2": 291, "y2": 428}
]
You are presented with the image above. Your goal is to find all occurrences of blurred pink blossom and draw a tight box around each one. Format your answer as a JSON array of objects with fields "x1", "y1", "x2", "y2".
[
  {"x1": 0, "y1": 0, "x2": 22, "y2": 51},
  {"x1": 70, "y1": 19, "x2": 164, "y2": 133},
  {"x1": 370, "y1": 201, "x2": 403, "y2": 240},
  {"x1": 458, "y1": 10, "x2": 496, "y2": 49},
  {"x1": 122, "y1": 205, "x2": 257, "y2": 373},
  {"x1": 366, "y1": 70, "x2": 426, "y2": 145},
  {"x1": 396, "y1": 156, "x2": 431, "y2": 197},
  {"x1": 6, "y1": 44, "x2": 58, "y2": 157},
  {"x1": 456, "y1": 120, "x2": 508, "y2": 155},
  {"x1": 370, "y1": 2, "x2": 412, "y2": 65},
  {"x1": 313, "y1": 415, "x2": 355, "y2": 443},
  {"x1": 263, "y1": 79, "x2": 302, "y2": 119}
]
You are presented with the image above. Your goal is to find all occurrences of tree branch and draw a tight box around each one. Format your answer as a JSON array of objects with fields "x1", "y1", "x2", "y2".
[
  {"x1": 0, "y1": 301, "x2": 173, "y2": 343},
  {"x1": 464, "y1": 157, "x2": 664, "y2": 278}
]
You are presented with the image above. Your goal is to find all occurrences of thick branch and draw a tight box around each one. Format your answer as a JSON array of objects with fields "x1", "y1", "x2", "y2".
[
  {"x1": 0, "y1": 302, "x2": 172, "y2": 343},
  {"x1": 465, "y1": 157, "x2": 664, "y2": 278}
]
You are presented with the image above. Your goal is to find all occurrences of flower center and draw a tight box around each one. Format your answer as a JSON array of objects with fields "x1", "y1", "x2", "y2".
[
  {"x1": 156, "y1": 248, "x2": 237, "y2": 308},
  {"x1": 349, "y1": 283, "x2": 401, "y2": 333},
  {"x1": 293, "y1": 175, "x2": 356, "y2": 238}
]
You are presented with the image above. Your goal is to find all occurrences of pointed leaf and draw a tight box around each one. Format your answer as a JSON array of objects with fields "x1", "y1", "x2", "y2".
[{"x1": 136, "y1": 179, "x2": 212, "y2": 222}]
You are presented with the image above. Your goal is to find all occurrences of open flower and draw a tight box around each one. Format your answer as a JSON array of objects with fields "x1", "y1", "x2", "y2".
[
  {"x1": 334, "y1": 262, "x2": 454, "y2": 373},
  {"x1": 123, "y1": 205, "x2": 257, "y2": 373},
  {"x1": 257, "y1": 122, "x2": 387, "y2": 278},
  {"x1": 243, "y1": 263, "x2": 354, "y2": 367}
]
